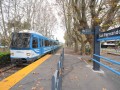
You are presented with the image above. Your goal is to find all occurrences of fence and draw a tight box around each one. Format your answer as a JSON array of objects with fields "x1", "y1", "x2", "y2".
[
  {"x1": 51, "y1": 48, "x2": 64, "y2": 90},
  {"x1": 92, "y1": 54, "x2": 120, "y2": 76}
]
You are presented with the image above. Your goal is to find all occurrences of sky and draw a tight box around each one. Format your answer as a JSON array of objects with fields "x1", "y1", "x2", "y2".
[
  {"x1": 53, "y1": 25, "x2": 65, "y2": 43},
  {"x1": 47, "y1": 0, "x2": 65, "y2": 43}
]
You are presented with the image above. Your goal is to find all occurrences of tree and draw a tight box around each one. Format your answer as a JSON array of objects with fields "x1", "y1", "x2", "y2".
[
  {"x1": 0, "y1": 0, "x2": 57, "y2": 46},
  {"x1": 57, "y1": 0, "x2": 120, "y2": 55}
]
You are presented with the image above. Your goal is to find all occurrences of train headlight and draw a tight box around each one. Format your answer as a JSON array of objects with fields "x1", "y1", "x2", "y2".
[
  {"x1": 26, "y1": 53, "x2": 30, "y2": 56},
  {"x1": 11, "y1": 53, "x2": 14, "y2": 56}
]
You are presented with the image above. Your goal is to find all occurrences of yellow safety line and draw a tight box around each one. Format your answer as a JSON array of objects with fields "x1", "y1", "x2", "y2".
[{"x1": 0, "y1": 54, "x2": 51, "y2": 90}]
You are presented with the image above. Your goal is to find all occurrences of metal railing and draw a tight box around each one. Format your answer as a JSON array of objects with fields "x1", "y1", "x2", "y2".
[
  {"x1": 51, "y1": 48, "x2": 64, "y2": 90},
  {"x1": 92, "y1": 54, "x2": 120, "y2": 76}
]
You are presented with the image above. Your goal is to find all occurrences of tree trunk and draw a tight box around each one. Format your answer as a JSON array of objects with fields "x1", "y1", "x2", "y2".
[
  {"x1": 73, "y1": 38, "x2": 78, "y2": 52},
  {"x1": 90, "y1": 43, "x2": 93, "y2": 57},
  {"x1": 81, "y1": 42, "x2": 85, "y2": 55}
]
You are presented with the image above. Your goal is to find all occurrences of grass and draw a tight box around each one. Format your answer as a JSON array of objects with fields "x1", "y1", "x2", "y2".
[{"x1": 0, "y1": 52, "x2": 9, "y2": 55}]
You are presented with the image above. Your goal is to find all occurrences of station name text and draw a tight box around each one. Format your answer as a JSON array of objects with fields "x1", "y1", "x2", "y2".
[{"x1": 99, "y1": 27, "x2": 120, "y2": 38}]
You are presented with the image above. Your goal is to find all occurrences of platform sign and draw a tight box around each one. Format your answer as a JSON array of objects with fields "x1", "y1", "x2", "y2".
[
  {"x1": 81, "y1": 29, "x2": 93, "y2": 34},
  {"x1": 99, "y1": 26, "x2": 120, "y2": 39}
]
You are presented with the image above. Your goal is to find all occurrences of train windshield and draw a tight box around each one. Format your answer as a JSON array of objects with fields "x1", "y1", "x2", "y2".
[{"x1": 11, "y1": 33, "x2": 31, "y2": 48}]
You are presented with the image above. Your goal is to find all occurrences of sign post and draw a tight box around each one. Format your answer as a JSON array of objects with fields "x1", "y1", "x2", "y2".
[{"x1": 93, "y1": 26, "x2": 100, "y2": 71}]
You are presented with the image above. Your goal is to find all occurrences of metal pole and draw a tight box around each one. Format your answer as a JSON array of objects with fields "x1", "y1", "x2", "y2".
[
  {"x1": 63, "y1": 48, "x2": 64, "y2": 60},
  {"x1": 51, "y1": 76, "x2": 55, "y2": 90},
  {"x1": 93, "y1": 26, "x2": 100, "y2": 71}
]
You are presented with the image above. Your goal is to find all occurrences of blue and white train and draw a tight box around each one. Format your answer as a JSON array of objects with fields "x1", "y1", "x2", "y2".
[{"x1": 10, "y1": 30, "x2": 60, "y2": 64}]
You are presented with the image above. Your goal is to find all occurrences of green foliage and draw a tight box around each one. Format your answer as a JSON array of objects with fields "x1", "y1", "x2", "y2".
[
  {"x1": 118, "y1": 41, "x2": 120, "y2": 46},
  {"x1": 0, "y1": 52, "x2": 10, "y2": 64},
  {"x1": 85, "y1": 47, "x2": 91, "y2": 55}
]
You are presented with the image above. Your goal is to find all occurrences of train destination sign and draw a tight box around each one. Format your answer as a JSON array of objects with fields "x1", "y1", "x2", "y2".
[{"x1": 99, "y1": 26, "x2": 120, "y2": 39}]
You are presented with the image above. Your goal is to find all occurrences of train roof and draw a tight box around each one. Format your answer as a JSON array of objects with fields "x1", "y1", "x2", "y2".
[
  {"x1": 19, "y1": 30, "x2": 43, "y2": 36},
  {"x1": 18, "y1": 30, "x2": 58, "y2": 42}
]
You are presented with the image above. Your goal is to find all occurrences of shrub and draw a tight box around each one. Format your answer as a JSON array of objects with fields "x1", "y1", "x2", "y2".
[{"x1": 0, "y1": 52, "x2": 10, "y2": 64}]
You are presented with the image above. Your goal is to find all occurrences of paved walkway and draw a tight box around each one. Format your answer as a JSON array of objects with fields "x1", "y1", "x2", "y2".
[{"x1": 62, "y1": 48, "x2": 120, "y2": 90}]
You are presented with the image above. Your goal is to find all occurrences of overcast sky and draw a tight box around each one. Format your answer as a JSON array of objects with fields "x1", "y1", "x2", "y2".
[{"x1": 47, "y1": 0, "x2": 65, "y2": 43}]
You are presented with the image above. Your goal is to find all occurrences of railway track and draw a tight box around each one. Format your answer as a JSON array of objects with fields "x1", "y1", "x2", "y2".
[
  {"x1": 0, "y1": 64, "x2": 26, "y2": 81},
  {"x1": 0, "y1": 64, "x2": 15, "y2": 73}
]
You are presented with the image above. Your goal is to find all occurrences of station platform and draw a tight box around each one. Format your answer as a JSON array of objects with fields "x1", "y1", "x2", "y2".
[
  {"x1": 62, "y1": 48, "x2": 120, "y2": 90},
  {"x1": 0, "y1": 47, "x2": 120, "y2": 90},
  {"x1": 11, "y1": 54, "x2": 59, "y2": 90}
]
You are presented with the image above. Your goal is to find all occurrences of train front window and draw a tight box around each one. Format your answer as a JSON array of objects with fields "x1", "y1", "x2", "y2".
[{"x1": 11, "y1": 33, "x2": 31, "y2": 48}]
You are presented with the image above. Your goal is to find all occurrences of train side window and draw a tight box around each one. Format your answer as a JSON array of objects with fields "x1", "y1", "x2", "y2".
[
  {"x1": 42, "y1": 39, "x2": 44, "y2": 47},
  {"x1": 41, "y1": 39, "x2": 43, "y2": 47},
  {"x1": 39, "y1": 39, "x2": 41, "y2": 47},
  {"x1": 50, "y1": 41, "x2": 52, "y2": 46},
  {"x1": 45, "y1": 40, "x2": 47, "y2": 46},
  {"x1": 45, "y1": 40, "x2": 49, "y2": 46},
  {"x1": 54, "y1": 42, "x2": 56, "y2": 45},
  {"x1": 49, "y1": 41, "x2": 51, "y2": 46},
  {"x1": 32, "y1": 37, "x2": 38, "y2": 48},
  {"x1": 51, "y1": 41, "x2": 53, "y2": 46},
  {"x1": 48, "y1": 41, "x2": 50, "y2": 46}
]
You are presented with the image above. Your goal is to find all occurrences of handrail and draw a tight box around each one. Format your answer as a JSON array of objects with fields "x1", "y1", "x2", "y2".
[
  {"x1": 94, "y1": 54, "x2": 120, "y2": 65},
  {"x1": 92, "y1": 58, "x2": 120, "y2": 76},
  {"x1": 92, "y1": 54, "x2": 120, "y2": 76}
]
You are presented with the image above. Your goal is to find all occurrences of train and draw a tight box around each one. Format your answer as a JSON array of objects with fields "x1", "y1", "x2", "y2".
[
  {"x1": 10, "y1": 30, "x2": 60, "y2": 64},
  {"x1": 101, "y1": 40, "x2": 118, "y2": 48}
]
